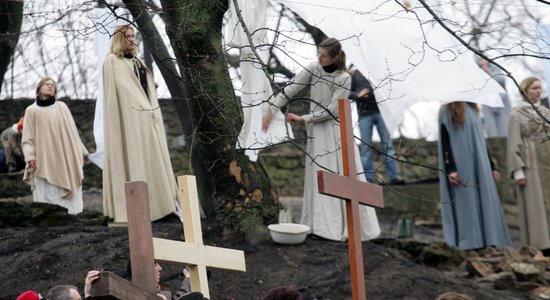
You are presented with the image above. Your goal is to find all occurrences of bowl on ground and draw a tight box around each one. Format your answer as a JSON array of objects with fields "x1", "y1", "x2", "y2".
[{"x1": 268, "y1": 223, "x2": 310, "y2": 245}]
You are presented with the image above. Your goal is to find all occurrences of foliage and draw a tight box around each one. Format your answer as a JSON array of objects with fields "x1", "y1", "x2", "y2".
[{"x1": 213, "y1": 193, "x2": 279, "y2": 236}]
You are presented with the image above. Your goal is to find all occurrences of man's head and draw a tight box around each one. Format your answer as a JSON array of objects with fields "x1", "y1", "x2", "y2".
[{"x1": 47, "y1": 285, "x2": 81, "y2": 300}]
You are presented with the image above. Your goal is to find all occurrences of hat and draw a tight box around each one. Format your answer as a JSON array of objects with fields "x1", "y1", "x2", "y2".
[
  {"x1": 16, "y1": 291, "x2": 41, "y2": 300},
  {"x1": 17, "y1": 117, "x2": 24, "y2": 131}
]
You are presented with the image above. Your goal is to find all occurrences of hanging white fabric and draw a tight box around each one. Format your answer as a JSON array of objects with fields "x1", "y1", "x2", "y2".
[
  {"x1": 88, "y1": 6, "x2": 113, "y2": 169},
  {"x1": 277, "y1": 0, "x2": 505, "y2": 133},
  {"x1": 227, "y1": 0, "x2": 294, "y2": 162}
]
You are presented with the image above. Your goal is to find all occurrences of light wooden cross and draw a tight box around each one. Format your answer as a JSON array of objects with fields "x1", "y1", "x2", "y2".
[
  {"x1": 153, "y1": 175, "x2": 247, "y2": 299},
  {"x1": 317, "y1": 98, "x2": 384, "y2": 300}
]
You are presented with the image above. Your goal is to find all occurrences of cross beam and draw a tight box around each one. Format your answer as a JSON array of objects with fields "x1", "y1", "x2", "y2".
[
  {"x1": 153, "y1": 176, "x2": 246, "y2": 299},
  {"x1": 317, "y1": 99, "x2": 384, "y2": 300},
  {"x1": 89, "y1": 271, "x2": 159, "y2": 300}
]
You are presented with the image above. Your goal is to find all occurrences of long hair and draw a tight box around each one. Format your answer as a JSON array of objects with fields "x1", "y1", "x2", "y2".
[
  {"x1": 110, "y1": 25, "x2": 137, "y2": 58},
  {"x1": 447, "y1": 102, "x2": 479, "y2": 127},
  {"x1": 319, "y1": 37, "x2": 346, "y2": 71},
  {"x1": 35, "y1": 77, "x2": 57, "y2": 98},
  {"x1": 519, "y1": 76, "x2": 540, "y2": 102}
]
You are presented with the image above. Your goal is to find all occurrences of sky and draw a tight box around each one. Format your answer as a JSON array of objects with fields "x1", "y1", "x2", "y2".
[{"x1": 1, "y1": 0, "x2": 550, "y2": 141}]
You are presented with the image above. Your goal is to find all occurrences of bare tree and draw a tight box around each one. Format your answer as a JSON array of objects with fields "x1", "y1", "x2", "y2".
[{"x1": 0, "y1": 0, "x2": 23, "y2": 91}]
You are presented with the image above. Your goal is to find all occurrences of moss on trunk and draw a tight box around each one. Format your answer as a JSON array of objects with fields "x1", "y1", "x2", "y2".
[{"x1": 160, "y1": 0, "x2": 278, "y2": 234}]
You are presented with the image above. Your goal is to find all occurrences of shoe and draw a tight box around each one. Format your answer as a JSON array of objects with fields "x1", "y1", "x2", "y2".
[{"x1": 389, "y1": 177, "x2": 406, "y2": 185}]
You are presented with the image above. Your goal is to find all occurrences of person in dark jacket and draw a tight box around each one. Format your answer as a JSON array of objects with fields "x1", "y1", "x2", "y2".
[{"x1": 349, "y1": 68, "x2": 404, "y2": 185}]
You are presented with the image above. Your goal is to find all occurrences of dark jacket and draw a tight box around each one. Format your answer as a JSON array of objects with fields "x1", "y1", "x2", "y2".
[{"x1": 349, "y1": 70, "x2": 379, "y2": 116}]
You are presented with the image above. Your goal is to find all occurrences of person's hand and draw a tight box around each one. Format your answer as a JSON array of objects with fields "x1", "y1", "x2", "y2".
[
  {"x1": 28, "y1": 160, "x2": 37, "y2": 169},
  {"x1": 84, "y1": 270, "x2": 101, "y2": 297},
  {"x1": 492, "y1": 170, "x2": 501, "y2": 181},
  {"x1": 262, "y1": 112, "x2": 273, "y2": 132},
  {"x1": 286, "y1": 113, "x2": 304, "y2": 123},
  {"x1": 516, "y1": 178, "x2": 527, "y2": 187},
  {"x1": 447, "y1": 171, "x2": 460, "y2": 186},
  {"x1": 358, "y1": 88, "x2": 369, "y2": 98}
]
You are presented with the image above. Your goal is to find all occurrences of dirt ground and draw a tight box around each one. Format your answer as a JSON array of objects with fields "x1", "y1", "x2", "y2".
[{"x1": 0, "y1": 190, "x2": 529, "y2": 300}]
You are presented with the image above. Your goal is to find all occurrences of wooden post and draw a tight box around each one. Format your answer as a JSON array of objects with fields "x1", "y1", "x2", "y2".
[
  {"x1": 317, "y1": 99, "x2": 384, "y2": 300},
  {"x1": 89, "y1": 181, "x2": 163, "y2": 300},
  {"x1": 126, "y1": 181, "x2": 157, "y2": 293}
]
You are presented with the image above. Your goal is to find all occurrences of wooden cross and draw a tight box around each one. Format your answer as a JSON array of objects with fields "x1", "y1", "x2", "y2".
[
  {"x1": 317, "y1": 98, "x2": 384, "y2": 300},
  {"x1": 90, "y1": 181, "x2": 163, "y2": 300},
  {"x1": 91, "y1": 178, "x2": 246, "y2": 299},
  {"x1": 153, "y1": 175, "x2": 247, "y2": 299}
]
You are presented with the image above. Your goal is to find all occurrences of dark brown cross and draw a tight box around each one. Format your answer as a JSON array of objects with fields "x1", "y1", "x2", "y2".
[
  {"x1": 90, "y1": 181, "x2": 163, "y2": 300},
  {"x1": 317, "y1": 98, "x2": 384, "y2": 300}
]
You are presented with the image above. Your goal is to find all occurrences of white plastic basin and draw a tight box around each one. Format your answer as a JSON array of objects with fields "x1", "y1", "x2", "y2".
[{"x1": 268, "y1": 223, "x2": 310, "y2": 245}]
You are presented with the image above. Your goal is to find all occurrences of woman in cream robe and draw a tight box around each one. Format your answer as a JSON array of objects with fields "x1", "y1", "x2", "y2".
[
  {"x1": 507, "y1": 77, "x2": 550, "y2": 250},
  {"x1": 22, "y1": 77, "x2": 88, "y2": 214},
  {"x1": 102, "y1": 25, "x2": 178, "y2": 223},
  {"x1": 263, "y1": 38, "x2": 380, "y2": 241}
]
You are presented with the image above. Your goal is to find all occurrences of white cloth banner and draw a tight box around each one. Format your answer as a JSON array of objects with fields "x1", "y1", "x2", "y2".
[
  {"x1": 89, "y1": 10, "x2": 131, "y2": 169},
  {"x1": 87, "y1": 7, "x2": 113, "y2": 169},
  {"x1": 277, "y1": 0, "x2": 505, "y2": 133},
  {"x1": 227, "y1": 0, "x2": 293, "y2": 161},
  {"x1": 536, "y1": 23, "x2": 550, "y2": 96}
]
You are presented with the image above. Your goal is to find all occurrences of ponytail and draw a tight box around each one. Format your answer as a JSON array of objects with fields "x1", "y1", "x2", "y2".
[{"x1": 319, "y1": 37, "x2": 347, "y2": 71}]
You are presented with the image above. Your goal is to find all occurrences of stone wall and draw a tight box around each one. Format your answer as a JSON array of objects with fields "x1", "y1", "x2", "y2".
[{"x1": 0, "y1": 100, "x2": 519, "y2": 227}]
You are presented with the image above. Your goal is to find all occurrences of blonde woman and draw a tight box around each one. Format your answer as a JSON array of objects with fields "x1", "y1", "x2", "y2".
[
  {"x1": 22, "y1": 77, "x2": 88, "y2": 214},
  {"x1": 102, "y1": 25, "x2": 178, "y2": 223},
  {"x1": 507, "y1": 77, "x2": 550, "y2": 251}
]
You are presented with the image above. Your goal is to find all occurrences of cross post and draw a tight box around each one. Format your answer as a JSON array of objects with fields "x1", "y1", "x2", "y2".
[
  {"x1": 317, "y1": 98, "x2": 384, "y2": 300},
  {"x1": 90, "y1": 181, "x2": 163, "y2": 300}
]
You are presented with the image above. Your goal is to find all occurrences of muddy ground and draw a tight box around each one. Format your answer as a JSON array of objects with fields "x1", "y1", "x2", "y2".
[{"x1": 0, "y1": 189, "x2": 530, "y2": 300}]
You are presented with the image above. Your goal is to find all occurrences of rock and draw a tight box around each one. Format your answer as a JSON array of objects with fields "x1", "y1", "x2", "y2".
[
  {"x1": 518, "y1": 281, "x2": 541, "y2": 291},
  {"x1": 530, "y1": 286, "x2": 550, "y2": 299},
  {"x1": 465, "y1": 259, "x2": 493, "y2": 277},
  {"x1": 417, "y1": 242, "x2": 464, "y2": 270},
  {"x1": 477, "y1": 271, "x2": 517, "y2": 290},
  {"x1": 520, "y1": 246, "x2": 544, "y2": 259},
  {"x1": 511, "y1": 262, "x2": 544, "y2": 283},
  {"x1": 501, "y1": 247, "x2": 524, "y2": 261}
]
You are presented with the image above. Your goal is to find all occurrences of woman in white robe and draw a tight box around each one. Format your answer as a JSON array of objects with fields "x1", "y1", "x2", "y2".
[
  {"x1": 102, "y1": 25, "x2": 178, "y2": 223},
  {"x1": 22, "y1": 77, "x2": 88, "y2": 214},
  {"x1": 263, "y1": 38, "x2": 380, "y2": 241}
]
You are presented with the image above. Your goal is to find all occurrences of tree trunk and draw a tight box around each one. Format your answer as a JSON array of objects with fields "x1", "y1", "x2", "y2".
[
  {"x1": 134, "y1": 0, "x2": 279, "y2": 233},
  {"x1": 0, "y1": 0, "x2": 24, "y2": 93}
]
